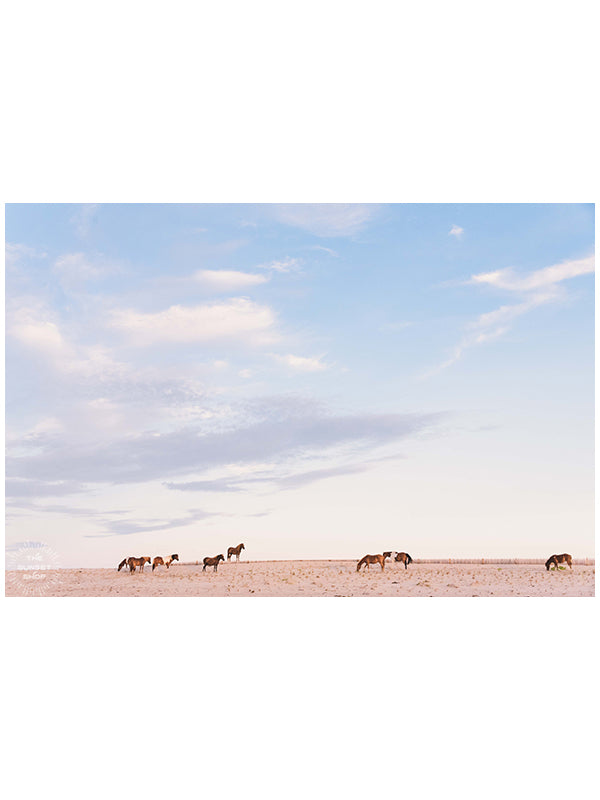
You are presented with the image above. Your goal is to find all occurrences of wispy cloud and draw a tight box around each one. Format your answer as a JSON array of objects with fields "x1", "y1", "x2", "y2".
[
  {"x1": 308, "y1": 245, "x2": 339, "y2": 257},
  {"x1": 53, "y1": 252, "x2": 121, "y2": 287},
  {"x1": 7, "y1": 398, "x2": 442, "y2": 487},
  {"x1": 428, "y1": 254, "x2": 595, "y2": 374},
  {"x1": 258, "y1": 257, "x2": 302, "y2": 273},
  {"x1": 272, "y1": 353, "x2": 330, "y2": 372},
  {"x1": 5, "y1": 242, "x2": 47, "y2": 266},
  {"x1": 83, "y1": 508, "x2": 218, "y2": 537},
  {"x1": 110, "y1": 298, "x2": 278, "y2": 346},
  {"x1": 449, "y1": 224, "x2": 464, "y2": 239},
  {"x1": 271, "y1": 204, "x2": 378, "y2": 237},
  {"x1": 70, "y1": 204, "x2": 99, "y2": 238},
  {"x1": 468, "y1": 255, "x2": 594, "y2": 292},
  {"x1": 192, "y1": 269, "x2": 267, "y2": 292},
  {"x1": 6, "y1": 478, "x2": 87, "y2": 499}
]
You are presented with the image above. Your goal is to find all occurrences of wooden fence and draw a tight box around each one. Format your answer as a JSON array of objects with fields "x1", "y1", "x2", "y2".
[{"x1": 414, "y1": 558, "x2": 594, "y2": 565}]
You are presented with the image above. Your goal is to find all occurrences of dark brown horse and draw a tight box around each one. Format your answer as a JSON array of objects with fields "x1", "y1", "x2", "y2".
[
  {"x1": 383, "y1": 551, "x2": 413, "y2": 569},
  {"x1": 357, "y1": 554, "x2": 387, "y2": 572},
  {"x1": 117, "y1": 558, "x2": 128, "y2": 571},
  {"x1": 395, "y1": 552, "x2": 413, "y2": 569},
  {"x1": 227, "y1": 543, "x2": 245, "y2": 561},
  {"x1": 203, "y1": 554, "x2": 225, "y2": 572},
  {"x1": 545, "y1": 553, "x2": 573, "y2": 571},
  {"x1": 127, "y1": 556, "x2": 151, "y2": 573},
  {"x1": 152, "y1": 554, "x2": 179, "y2": 571}
]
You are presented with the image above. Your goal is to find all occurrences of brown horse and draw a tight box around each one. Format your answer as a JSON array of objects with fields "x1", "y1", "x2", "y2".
[
  {"x1": 128, "y1": 556, "x2": 151, "y2": 573},
  {"x1": 383, "y1": 551, "x2": 413, "y2": 569},
  {"x1": 545, "y1": 553, "x2": 573, "y2": 571},
  {"x1": 395, "y1": 552, "x2": 413, "y2": 569},
  {"x1": 357, "y1": 554, "x2": 387, "y2": 572},
  {"x1": 152, "y1": 554, "x2": 179, "y2": 571},
  {"x1": 117, "y1": 558, "x2": 128, "y2": 571},
  {"x1": 203, "y1": 554, "x2": 225, "y2": 572},
  {"x1": 227, "y1": 543, "x2": 245, "y2": 561}
]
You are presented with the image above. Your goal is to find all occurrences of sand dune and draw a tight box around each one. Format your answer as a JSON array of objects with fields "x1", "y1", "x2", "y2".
[{"x1": 5, "y1": 560, "x2": 595, "y2": 597}]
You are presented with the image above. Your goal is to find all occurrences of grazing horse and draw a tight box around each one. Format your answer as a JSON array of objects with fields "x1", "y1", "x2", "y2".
[
  {"x1": 203, "y1": 554, "x2": 225, "y2": 572},
  {"x1": 117, "y1": 558, "x2": 128, "y2": 571},
  {"x1": 152, "y1": 554, "x2": 179, "y2": 571},
  {"x1": 227, "y1": 543, "x2": 245, "y2": 561},
  {"x1": 128, "y1": 556, "x2": 151, "y2": 573},
  {"x1": 545, "y1": 553, "x2": 573, "y2": 571},
  {"x1": 357, "y1": 554, "x2": 387, "y2": 572}
]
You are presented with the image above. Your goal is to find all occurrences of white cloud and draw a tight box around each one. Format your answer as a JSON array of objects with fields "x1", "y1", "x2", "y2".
[
  {"x1": 469, "y1": 255, "x2": 594, "y2": 292},
  {"x1": 8, "y1": 300, "x2": 127, "y2": 379},
  {"x1": 258, "y1": 257, "x2": 302, "y2": 273},
  {"x1": 110, "y1": 298, "x2": 277, "y2": 346},
  {"x1": 449, "y1": 224, "x2": 464, "y2": 238},
  {"x1": 272, "y1": 204, "x2": 377, "y2": 237},
  {"x1": 428, "y1": 254, "x2": 595, "y2": 374},
  {"x1": 5, "y1": 242, "x2": 47, "y2": 266},
  {"x1": 192, "y1": 269, "x2": 267, "y2": 291},
  {"x1": 10, "y1": 316, "x2": 71, "y2": 360},
  {"x1": 53, "y1": 252, "x2": 115, "y2": 285},
  {"x1": 273, "y1": 353, "x2": 330, "y2": 372},
  {"x1": 309, "y1": 245, "x2": 339, "y2": 257}
]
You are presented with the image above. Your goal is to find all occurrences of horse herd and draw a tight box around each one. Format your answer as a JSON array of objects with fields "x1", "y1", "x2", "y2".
[
  {"x1": 116, "y1": 546, "x2": 574, "y2": 574},
  {"x1": 117, "y1": 543, "x2": 245, "y2": 574},
  {"x1": 357, "y1": 551, "x2": 413, "y2": 571}
]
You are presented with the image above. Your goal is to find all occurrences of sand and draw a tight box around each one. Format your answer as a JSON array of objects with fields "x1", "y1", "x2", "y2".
[{"x1": 5, "y1": 560, "x2": 595, "y2": 597}]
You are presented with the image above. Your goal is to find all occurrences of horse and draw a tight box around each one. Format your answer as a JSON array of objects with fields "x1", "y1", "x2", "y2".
[
  {"x1": 152, "y1": 554, "x2": 179, "y2": 571},
  {"x1": 117, "y1": 558, "x2": 128, "y2": 571},
  {"x1": 203, "y1": 554, "x2": 225, "y2": 572},
  {"x1": 357, "y1": 554, "x2": 387, "y2": 572},
  {"x1": 395, "y1": 552, "x2": 413, "y2": 569},
  {"x1": 227, "y1": 543, "x2": 245, "y2": 561},
  {"x1": 545, "y1": 553, "x2": 573, "y2": 571},
  {"x1": 383, "y1": 551, "x2": 413, "y2": 569},
  {"x1": 127, "y1": 556, "x2": 151, "y2": 573}
]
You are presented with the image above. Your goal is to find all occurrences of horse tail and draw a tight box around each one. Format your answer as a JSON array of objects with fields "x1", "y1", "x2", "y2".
[{"x1": 407, "y1": 553, "x2": 413, "y2": 565}]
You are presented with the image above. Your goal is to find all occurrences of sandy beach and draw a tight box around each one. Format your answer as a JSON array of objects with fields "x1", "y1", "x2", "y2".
[{"x1": 5, "y1": 560, "x2": 595, "y2": 597}]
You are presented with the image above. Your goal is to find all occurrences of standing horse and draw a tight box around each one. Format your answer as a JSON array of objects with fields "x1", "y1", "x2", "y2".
[
  {"x1": 545, "y1": 553, "x2": 573, "y2": 571},
  {"x1": 227, "y1": 543, "x2": 245, "y2": 561},
  {"x1": 395, "y1": 552, "x2": 413, "y2": 569},
  {"x1": 383, "y1": 551, "x2": 413, "y2": 569},
  {"x1": 128, "y1": 556, "x2": 151, "y2": 573},
  {"x1": 152, "y1": 554, "x2": 179, "y2": 571},
  {"x1": 203, "y1": 554, "x2": 225, "y2": 572},
  {"x1": 357, "y1": 554, "x2": 387, "y2": 572}
]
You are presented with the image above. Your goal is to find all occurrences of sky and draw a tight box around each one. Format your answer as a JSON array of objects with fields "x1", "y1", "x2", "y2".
[{"x1": 4, "y1": 203, "x2": 595, "y2": 566}]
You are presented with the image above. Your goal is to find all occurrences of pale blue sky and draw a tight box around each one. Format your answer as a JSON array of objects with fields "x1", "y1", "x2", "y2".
[{"x1": 5, "y1": 204, "x2": 595, "y2": 565}]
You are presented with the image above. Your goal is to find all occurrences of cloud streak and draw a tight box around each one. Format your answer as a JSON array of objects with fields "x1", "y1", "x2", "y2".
[
  {"x1": 110, "y1": 298, "x2": 278, "y2": 346},
  {"x1": 428, "y1": 254, "x2": 595, "y2": 374},
  {"x1": 7, "y1": 402, "x2": 442, "y2": 487},
  {"x1": 271, "y1": 204, "x2": 378, "y2": 237},
  {"x1": 272, "y1": 353, "x2": 330, "y2": 372}
]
